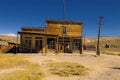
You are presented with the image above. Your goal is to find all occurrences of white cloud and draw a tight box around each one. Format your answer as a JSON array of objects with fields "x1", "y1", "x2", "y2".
[{"x1": 0, "y1": 33, "x2": 17, "y2": 37}]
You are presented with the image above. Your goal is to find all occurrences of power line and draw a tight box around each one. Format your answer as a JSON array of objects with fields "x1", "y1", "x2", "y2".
[{"x1": 63, "y1": 0, "x2": 66, "y2": 20}]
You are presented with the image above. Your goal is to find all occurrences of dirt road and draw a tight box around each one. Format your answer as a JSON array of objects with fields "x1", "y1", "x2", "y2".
[{"x1": 25, "y1": 52, "x2": 120, "y2": 80}]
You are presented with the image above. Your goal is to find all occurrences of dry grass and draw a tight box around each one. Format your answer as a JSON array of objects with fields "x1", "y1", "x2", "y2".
[
  {"x1": 0, "y1": 53, "x2": 27, "y2": 69},
  {"x1": 0, "y1": 69, "x2": 44, "y2": 80},
  {"x1": 45, "y1": 60, "x2": 88, "y2": 77},
  {"x1": 0, "y1": 53, "x2": 44, "y2": 80},
  {"x1": 102, "y1": 50, "x2": 120, "y2": 56}
]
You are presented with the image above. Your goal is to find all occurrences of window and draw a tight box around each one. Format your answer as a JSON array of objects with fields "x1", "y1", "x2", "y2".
[
  {"x1": 62, "y1": 27, "x2": 66, "y2": 35},
  {"x1": 24, "y1": 37, "x2": 32, "y2": 48},
  {"x1": 35, "y1": 37, "x2": 42, "y2": 50},
  {"x1": 47, "y1": 38, "x2": 55, "y2": 49},
  {"x1": 72, "y1": 39, "x2": 80, "y2": 50}
]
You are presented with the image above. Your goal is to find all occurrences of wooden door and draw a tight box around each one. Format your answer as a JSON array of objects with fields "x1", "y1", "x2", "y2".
[{"x1": 58, "y1": 43, "x2": 64, "y2": 52}]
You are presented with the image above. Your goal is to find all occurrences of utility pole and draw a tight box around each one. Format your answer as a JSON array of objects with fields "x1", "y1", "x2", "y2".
[
  {"x1": 83, "y1": 34, "x2": 86, "y2": 50},
  {"x1": 96, "y1": 16, "x2": 104, "y2": 56}
]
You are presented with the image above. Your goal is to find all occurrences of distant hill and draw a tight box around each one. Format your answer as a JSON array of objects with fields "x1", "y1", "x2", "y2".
[
  {"x1": 84, "y1": 36, "x2": 120, "y2": 55},
  {"x1": 84, "y1": 36, "x2": 120, "y2": 46},
  {"x1": 0, "y1": 34, "x2": 20, "y2": 44}
]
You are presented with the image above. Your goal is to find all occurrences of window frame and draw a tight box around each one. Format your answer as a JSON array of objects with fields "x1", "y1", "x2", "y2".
[
  {"x1": 62, "y1": 26, "x2": 67, "y2": 35},
  {"x1": 47, "y1": 38, "x2": 56, "y2": 49},
  {"x1": 35, "y1": 37, "x2": 42, "y2": 50},
  {"x1": 24, "y1": 37, "x2": 32, "y2": 49},
  {"x1": 72, "y1": 39, "x2": 80, "y2": 50}
]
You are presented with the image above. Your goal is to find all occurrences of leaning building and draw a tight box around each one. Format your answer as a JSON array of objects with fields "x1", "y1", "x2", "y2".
[{"x1": 18, "y1": 19, "x2": 83, "y2": 54}]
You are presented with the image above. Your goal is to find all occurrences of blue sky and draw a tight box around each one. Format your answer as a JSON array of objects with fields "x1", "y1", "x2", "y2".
[{"x1": 0, "y1": 0, "x2": 120, "y2": 37}]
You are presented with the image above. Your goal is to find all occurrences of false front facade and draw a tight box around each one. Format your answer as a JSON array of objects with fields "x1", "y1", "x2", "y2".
[{"x1": 18, "y1": 19, "x2": 83, "y2": 53}]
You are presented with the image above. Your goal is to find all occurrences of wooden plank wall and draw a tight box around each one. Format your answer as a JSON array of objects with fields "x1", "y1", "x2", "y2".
[{"x1": 46, "y1": 23, "x2": 82, "y2": 37}]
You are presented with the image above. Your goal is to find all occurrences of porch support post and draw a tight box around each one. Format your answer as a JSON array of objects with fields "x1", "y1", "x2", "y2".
[
  {"x1": 80, "y1": 37, "x2": 83, "y2": 54},
  {"x1": 55, "y1": 36, "x2": 59, "y2": 53},
  {"x1": 70, "y1": 37, "x2": 73, "y2": 52},
  {"x1": 42, "y1": 36, "x2": 47, "y2": 55}
]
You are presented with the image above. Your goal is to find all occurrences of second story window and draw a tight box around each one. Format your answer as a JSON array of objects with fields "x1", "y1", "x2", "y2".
[{"x1": 62, "y1": 26, "x2": 66, "y2": 35}]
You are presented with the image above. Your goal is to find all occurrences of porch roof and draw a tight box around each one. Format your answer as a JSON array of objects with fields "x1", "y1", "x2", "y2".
[{"x1": 18, "y1": 31, "x2": 58, "y2": 36}]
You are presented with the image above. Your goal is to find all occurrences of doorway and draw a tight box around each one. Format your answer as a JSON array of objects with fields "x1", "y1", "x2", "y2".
[{"x1": 58, "y1": 43, "x2": 70, "y2": 53}]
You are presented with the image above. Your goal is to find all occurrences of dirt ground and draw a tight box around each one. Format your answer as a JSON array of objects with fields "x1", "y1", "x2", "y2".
[{"x1": 23, "y1": 51, "x2": 120, "y2": 80}]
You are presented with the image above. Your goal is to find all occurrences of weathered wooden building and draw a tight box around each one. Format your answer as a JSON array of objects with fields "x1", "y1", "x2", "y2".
[
  {"x1": 18, "y1": 19, "x2": 83, "y2": 53},
  {"x1": 0, "y1": 40, "x2": 19, "y2": 53}
]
